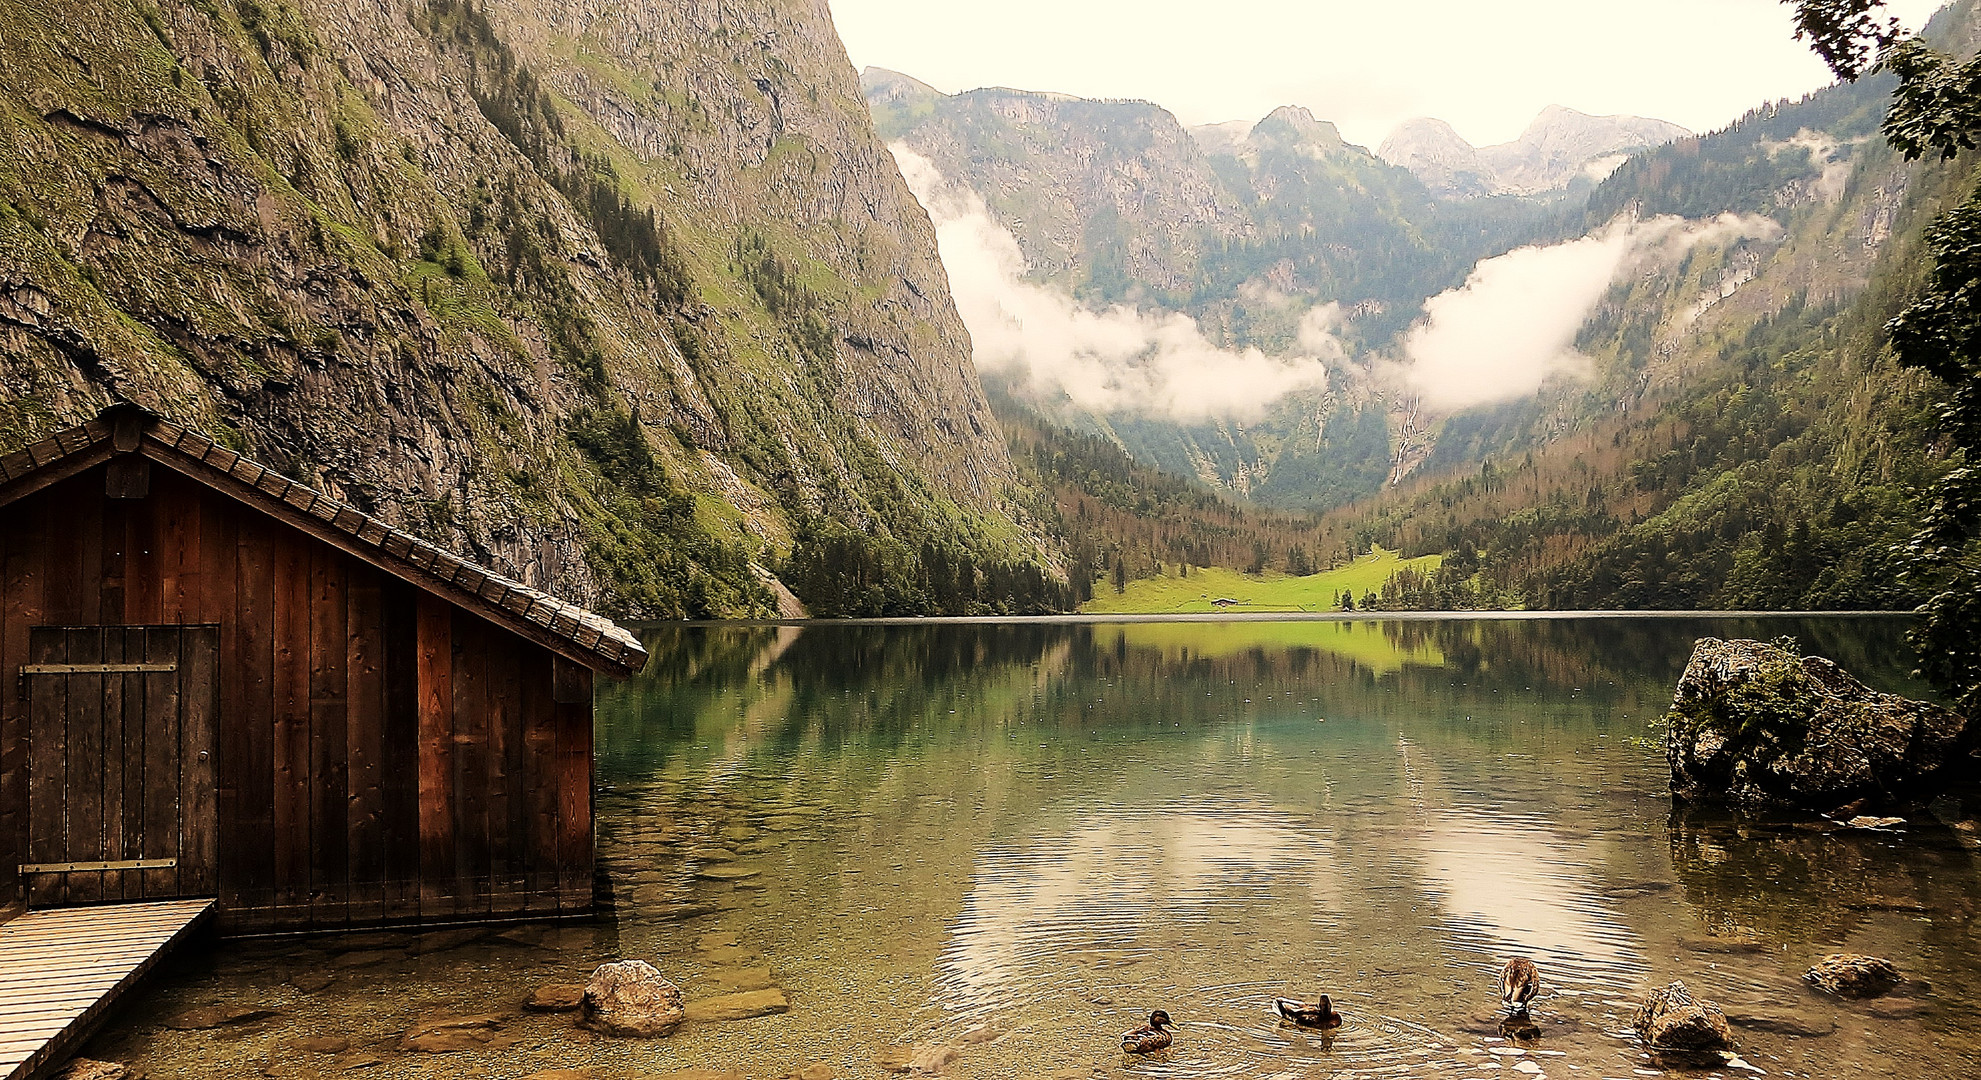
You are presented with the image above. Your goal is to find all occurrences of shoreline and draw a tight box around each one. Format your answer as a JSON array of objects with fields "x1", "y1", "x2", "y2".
[{"x1": 652, "y1": 610, "x2": 1916, "y2": 628}]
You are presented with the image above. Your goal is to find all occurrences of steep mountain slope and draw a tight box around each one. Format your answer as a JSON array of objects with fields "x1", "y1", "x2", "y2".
[
  {"x1": 864, "y1": 0, "x2": 1980, "y2": 613},
  {"x1": 1323, "y1": 61, "x2": 1968, "y2": 610},
  {"x1": 1378, "y1": 106, "x2": 1688, "y2": 199},
  {"x1": 868, "y1": 75, "x2": 1559, "y2": 513},
  {"x1": 865, "y1": 70, "x2": 1242, "y2": 300},
  {"x1": 0, "y1": 0, "x2": 1049, "y2": 618}
]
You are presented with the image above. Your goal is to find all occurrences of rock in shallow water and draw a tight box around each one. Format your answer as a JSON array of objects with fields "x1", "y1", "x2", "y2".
[
  {"x1": 582, "y1": 960, "x2": 685, "y2": 1037},
  {"x1": 162, "y1": 1005, "x2": 282, "y2": 1031},
  {"x1": 907, "y1": 1045, "x2": 960, "y2": 1075},
  {"x1": 400, "y1": 1014, "x2": 517, "y2": 1053},
  {"x1": 1805, "y1": 953, "x2": 1903, "y2": 998},
  {"x1": 287, "y1": 972, "x2": 334, "y2": 993},
  {"x1": 684, "y1": 988, "x2": 792, "y2": 1021},
  {"x1": 712, "y1": 965, "x2": 776, "y2": 991},
  {"x1": 525, "y1": 983, "x2": 586, "y2": 1012},
  {"x1": 1633, "y1": 981, "x2": 1733, "y2": 1053},
  {"x1": 1666, "y1": 638, "x2": 1974, "y2": 810}
]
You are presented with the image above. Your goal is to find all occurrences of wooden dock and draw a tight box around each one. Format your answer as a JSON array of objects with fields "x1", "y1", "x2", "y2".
[{"x1": 0, "y1": 899, "x2": 214, "y2": 1080}]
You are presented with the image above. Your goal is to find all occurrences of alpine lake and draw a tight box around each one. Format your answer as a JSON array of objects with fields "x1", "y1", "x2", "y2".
[{"x1": 83, "y1": 616, "x2": 1981, "y2": 1079}]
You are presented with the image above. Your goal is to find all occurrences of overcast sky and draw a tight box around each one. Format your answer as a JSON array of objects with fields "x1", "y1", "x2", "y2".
[{"x1": 827, "y1": 0, "x2": 1945, "y2": 148}]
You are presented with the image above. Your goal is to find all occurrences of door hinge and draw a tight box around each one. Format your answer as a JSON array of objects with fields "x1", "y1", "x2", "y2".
[
  {"x1": 19, "y1": 663, "x2": 177, "y2": 674},
  {"x1": 21, "y1": 858, "x2": 178, "y2": 873}
]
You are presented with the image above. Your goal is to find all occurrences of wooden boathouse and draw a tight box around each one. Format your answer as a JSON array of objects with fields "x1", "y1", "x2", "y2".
[{"x1": 0, "y1": 403, "x2": 648, "y2": 936}]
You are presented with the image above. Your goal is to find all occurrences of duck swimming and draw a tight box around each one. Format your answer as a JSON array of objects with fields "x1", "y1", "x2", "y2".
[
  {"x1": 1273, "y1": 994, "x2": 1344, "y2": 1030},
  {"x1": 1121, "y1": 1010, "x2": 1174, "y2": 1053},
  {"x1": 1500, "y1": 957, "x2": 1540, "y2": 1015}
]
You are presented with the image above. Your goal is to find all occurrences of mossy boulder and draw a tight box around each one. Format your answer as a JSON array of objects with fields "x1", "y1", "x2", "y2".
[
  {"x1": 1666, "y1": 637, "x2": 1973, "y2": 810},
  {"x1": 1805, "y1": 953, "x2": 1903, "y2": 998}
]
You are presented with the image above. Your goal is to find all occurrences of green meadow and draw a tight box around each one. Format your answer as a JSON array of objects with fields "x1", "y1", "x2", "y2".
[{"x1": 1080, "y1": 548, "x2": 1443, "y2": 615}]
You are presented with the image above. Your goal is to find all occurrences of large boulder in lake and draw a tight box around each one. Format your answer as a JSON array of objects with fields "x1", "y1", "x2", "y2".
[
  {"x1": 581, "y1": 960, "x2": 685, "y2": 1037},
  {"x1": 1666, "y1": 638, "x2": 1973, "y2": 811}
]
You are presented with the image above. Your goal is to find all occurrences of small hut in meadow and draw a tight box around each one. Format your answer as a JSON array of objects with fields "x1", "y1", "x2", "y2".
[{"x1": 0, "y1": 404, "x2": 647, "y2": 934}]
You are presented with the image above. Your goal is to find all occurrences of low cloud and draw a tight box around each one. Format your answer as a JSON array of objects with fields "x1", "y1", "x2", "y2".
[
  {"x1": 1398, "y1": 213, "x2": 1782, "y2": 412},
  {"x1": 892, "y1": 144, "x2": 1338, "y2": 423}
]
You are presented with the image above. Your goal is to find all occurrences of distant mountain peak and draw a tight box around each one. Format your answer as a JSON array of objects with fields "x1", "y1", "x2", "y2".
[
  {"x1": 1378, "y1": 106, "x2": 1688, "y2": 199},
  {"x1": 1252, "y1": 105, "x2": 1345, "y2": 151},
  {"x1": 860, "y1": 66, "x2": 944, "y2": 101}
]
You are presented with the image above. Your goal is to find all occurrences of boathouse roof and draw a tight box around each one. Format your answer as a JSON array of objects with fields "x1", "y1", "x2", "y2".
[{"x1": 0, "y1": 403, "x2": 648, "y2": 677}]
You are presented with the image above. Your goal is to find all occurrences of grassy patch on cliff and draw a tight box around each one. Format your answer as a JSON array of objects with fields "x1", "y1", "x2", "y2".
[{"x1": 1080, "y1": 548, "x2": 1443, "y2": 614}]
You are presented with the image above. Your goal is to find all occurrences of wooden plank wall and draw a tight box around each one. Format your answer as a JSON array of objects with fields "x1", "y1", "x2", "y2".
[{"x1": 0, "y1": 464, "x2": 596, "y2": 932}]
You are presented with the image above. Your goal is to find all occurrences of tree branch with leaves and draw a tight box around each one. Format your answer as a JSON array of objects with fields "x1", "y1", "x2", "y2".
[{"x1": 1791, "y1": 0, "x2": 1981, "y2": 713}]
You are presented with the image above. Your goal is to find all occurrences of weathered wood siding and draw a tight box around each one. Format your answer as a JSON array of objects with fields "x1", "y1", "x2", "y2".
[{"x1": 0, "y1": 464, "x2": 595, "y2": 932}]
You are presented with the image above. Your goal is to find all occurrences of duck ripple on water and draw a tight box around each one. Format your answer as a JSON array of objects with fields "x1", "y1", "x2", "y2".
[{"x1": 1121, "y1": 1010, "x2": 1174, "y2": 1054}]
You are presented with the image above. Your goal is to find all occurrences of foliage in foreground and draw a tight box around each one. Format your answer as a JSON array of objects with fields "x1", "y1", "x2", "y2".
[{"x1": 1794, "y1": 0, "x2": 1981, "y2": 713}]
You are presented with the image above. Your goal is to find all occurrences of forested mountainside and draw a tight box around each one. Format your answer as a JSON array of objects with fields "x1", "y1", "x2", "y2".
[
  {"x1": 1321, "y1": 53, "x2": 1972, "y2": 610},
  {"x1": 0, "y1": 0, "x2": 1057, "y2": 619},
  {"x1": 868, "y1": 0, "x2": 1980, "y2": 615},
  {"x1": 865, "y1": 71, "x2": 1571, "y2": 512},
  {"x1": 864, "y1": 72, "x2": 1707, "y2": 515},
  {"x1": 988, "y1": 380, "x2": 1332, "y2": 590}
]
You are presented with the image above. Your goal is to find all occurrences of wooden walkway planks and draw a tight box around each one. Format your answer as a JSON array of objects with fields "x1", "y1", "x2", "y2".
[{"x1": 0, "y1": 899, "x2": 213, "y2": 1080}]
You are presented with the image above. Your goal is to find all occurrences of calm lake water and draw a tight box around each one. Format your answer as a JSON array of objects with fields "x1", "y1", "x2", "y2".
[{"x1": 90, "y1": 617, "x2": 1981, "y2": 1079}]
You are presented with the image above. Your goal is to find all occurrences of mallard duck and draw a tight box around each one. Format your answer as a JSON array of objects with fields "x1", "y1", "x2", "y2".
[
  {"x1": 1120, "y1": 1010, "x2": 1174, "y2": 1053},
  {"x1": 1500, "y1": 957, "x2": 1540, "y2": 1015},
  {"x1": 1273, "y1": 994, "x2": 1343, "y2": 1030}
]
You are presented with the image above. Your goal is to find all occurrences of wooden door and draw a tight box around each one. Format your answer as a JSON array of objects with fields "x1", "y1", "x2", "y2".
[{"x1": 22, "y1": 626, "x2": 219, "y2": 906}]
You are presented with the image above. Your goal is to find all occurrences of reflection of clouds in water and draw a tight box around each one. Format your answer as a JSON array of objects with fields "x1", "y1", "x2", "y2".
[
  {"x1": 1394, "y1": 737, "x2": 1656, "y2": 982},
  {"x1": 936, "y1": 799, "x2": 1338, "y2": 1001},
  {"x1": 1399, "y1": 735, "x2": 1649, "y2": 984},
  {"x1": 1415, "y1": 809, "x2": 1648, "y2": 981}
]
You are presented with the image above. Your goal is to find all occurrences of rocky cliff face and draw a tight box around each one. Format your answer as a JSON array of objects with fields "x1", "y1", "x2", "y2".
[
  {"x1": 868, "y1": 74, "x2": 1240, "y2": 298},
  {"x1": 0, "y1": 0, "x2": 1037, "y2": 617},
  {"x1": 1378, "y1": 105, "x2": 1688, "y2": 199}
]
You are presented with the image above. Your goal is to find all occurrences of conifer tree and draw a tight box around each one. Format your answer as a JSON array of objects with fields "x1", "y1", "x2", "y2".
[{"x1": 1793, "y1": 0, "x2": 1981, "y2": 712}]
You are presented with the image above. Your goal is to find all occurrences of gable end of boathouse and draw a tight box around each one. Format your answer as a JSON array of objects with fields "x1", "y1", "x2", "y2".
[{"x1": 0, "y1": 404, "x2": 648, "y2": 934}]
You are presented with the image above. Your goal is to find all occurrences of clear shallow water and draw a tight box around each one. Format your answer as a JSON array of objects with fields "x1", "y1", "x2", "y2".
[{"x1": 87, "y1": 617, "x2": 1981, "y2": 1079}]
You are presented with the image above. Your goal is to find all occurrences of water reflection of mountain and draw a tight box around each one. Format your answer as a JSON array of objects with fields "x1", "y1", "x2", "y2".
[
  {"x1": 587, "y1": 618, "x2": 1981, "y2": 1079},
  {"x1": 601, "y1": 618, "x2": 1919, "y2": 780}
]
